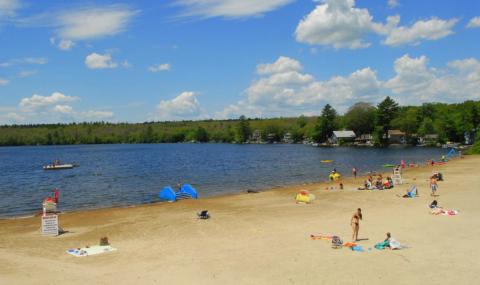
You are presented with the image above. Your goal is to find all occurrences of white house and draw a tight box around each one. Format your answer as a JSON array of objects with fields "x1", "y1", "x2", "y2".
[{"x1": 331, "y1": 130, "x2": 356, "y2": 144}]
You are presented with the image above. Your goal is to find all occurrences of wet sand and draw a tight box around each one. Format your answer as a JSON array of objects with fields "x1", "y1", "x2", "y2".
[{"x1": 1, "y1": 156, "x2": 479, "y2": 285}]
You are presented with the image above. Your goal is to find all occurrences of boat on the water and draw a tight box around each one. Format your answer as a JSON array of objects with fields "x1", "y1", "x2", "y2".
[{"x1": 43, "y1": 160, "x2": 78, "y2": 170}]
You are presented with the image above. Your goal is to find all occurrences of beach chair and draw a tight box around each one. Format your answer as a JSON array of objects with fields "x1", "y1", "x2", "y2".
[
  {"x1": 197, "y1": 210, "x2": 210, "y2": 219},
  {"x1": 408, "y1": 185, "x2": 417, "y2": 198}
]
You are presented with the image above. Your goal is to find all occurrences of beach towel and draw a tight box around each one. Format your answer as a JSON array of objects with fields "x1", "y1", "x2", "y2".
[
  {"x1": 66, "y1": 245, "x2": 117, "y2": 257},
  {"x1": 351, "y1": 245, "x2": 365, "y2": 252},
  {"x1": 430, "y1": 208, "x2": 459, "y2": 216}
]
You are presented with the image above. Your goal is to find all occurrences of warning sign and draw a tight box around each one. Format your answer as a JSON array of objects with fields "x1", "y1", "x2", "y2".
[{"x1": 41, "y1": 214, "x2": 59, "y2": 236}]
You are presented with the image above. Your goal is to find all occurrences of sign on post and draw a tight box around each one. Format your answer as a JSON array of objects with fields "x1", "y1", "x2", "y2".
[{"x1": 41, "y1": 214, "x2": 59, "y2": 236}]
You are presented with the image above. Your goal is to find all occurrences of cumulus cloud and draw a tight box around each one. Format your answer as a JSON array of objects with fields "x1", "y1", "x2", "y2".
[
  {"x1": 0, "y1": 0, "x2": 20, "y2": 18},
  {"x1": 295, "y1": 0, "x2": 385, "y2": 49},
  {"x1": 19, "y1": 92, "x2": 78, "y2": 111},
  {"x1": 85, "y1": 53, "x2": 118, "y2": 69},
  {"x1": 52, "y1": 104, "x2": 74, "y2": 114},
  {"x1": 217, "y1": 56, "x2": 382, "y2": 118},
  {"x1": 383, "y1": 17, "x2": 458, "y2": 46},
  {"x1": 218, "y1": 54, "x2": 480, "y2": 119},
  {"x1": 155, "y1": 91, "x2": 206, "y2": 121},
  {"x1": 173, "y1": 0, "x2": 294, "y2": 18},
  {"x1": 148, "y1": 63, "x2": 171, "y2": 72},
  {"x1": 0, "y1": 77, "x2": 9, "y2": 85},
  {"x1": 466, "y1": 16, "x2": 480, "y2": 28},
  {"x1": 1, "y1": 91, "x2": 115, "y2": 124},
  {"x1": 295, "y1": 0, "x2": 457, "y2": 49}
]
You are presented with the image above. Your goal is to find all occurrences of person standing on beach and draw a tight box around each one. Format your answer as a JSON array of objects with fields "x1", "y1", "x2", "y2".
[
  {"x1": 352, "y1": 167, "x2": 357, "y2": 179},
  {"x1": 351, "y1": 208, "x2": 362, "y2": 241}
]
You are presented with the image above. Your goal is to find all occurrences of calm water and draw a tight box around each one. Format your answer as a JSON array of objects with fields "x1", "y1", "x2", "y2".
[{"x1": 0, "y1": 144, "x2": 444, "y2": 217}]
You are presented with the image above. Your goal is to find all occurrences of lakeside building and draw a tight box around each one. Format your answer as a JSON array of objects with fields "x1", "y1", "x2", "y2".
[
  {"x1": 282, "y1": 132, "x2": 294, "y2": 144},
  {"x1": 387, "y1": 129, "x2": 406, "y2": 144},
  {"x1": 355, "y1": 134, "x2": 374, "y2": 146},
  {"x1": 331, "y1": 130, "x2": 356, "y2": 145}
]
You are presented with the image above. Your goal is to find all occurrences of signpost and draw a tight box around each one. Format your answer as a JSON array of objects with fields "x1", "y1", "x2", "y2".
[{"x1": 41, "y1": 214, "x2": 59, "y2": 236}]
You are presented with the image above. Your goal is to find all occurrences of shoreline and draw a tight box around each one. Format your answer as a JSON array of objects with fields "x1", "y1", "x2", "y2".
[{"x1": 0, "y1": 155, "x2": 452, "y2": 221}]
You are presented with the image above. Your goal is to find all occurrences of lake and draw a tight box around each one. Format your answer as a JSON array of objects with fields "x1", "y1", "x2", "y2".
[{"x1": 0, "y1": 144, "x2": 445, "y2": 217}]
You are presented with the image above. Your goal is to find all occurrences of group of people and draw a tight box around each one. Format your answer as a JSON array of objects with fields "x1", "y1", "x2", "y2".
[{"x1": 358, "y1": 174, "x2": 394, "y2": 190}]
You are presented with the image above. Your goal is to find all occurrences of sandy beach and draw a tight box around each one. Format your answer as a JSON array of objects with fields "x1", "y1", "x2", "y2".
[{"x1": 1, "y1": 156, "x2": 479, "y2": 285}]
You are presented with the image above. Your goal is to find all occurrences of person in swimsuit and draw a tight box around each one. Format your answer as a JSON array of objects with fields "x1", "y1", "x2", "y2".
[{"x1": 351, "y1": 208, "x2": 363, "y2": 241}]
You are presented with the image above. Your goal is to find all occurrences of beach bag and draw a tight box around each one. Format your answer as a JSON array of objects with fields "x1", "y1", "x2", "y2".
[{"x1": 331, "y1": 236, "x2": 343, "y2": 248}]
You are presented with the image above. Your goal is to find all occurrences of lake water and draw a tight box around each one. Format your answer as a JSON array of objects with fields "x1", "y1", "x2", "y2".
[{"x1": 0, "y1": 144, "x2": 445, "y2": 217}]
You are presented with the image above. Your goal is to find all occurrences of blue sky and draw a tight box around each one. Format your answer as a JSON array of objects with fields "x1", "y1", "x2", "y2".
[{"x1": 0, "y1": 0, "x2": 479, "y2": 124}]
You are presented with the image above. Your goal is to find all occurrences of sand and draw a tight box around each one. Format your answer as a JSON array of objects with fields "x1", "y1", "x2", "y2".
[{"x1": 1, "y1": 156, "x2": 479, "y2": 285}]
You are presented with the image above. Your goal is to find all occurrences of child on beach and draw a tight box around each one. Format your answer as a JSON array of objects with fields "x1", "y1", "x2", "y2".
[
  {"x1": 352, "y1": 167, "x2": 357, "y2": 179},
  {"x1": 430, "y1": 176, "x2": 438, "y2": 196}
]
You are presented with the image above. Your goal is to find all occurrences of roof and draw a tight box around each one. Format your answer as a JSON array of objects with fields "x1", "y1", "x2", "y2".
[
  {"x1": 388, "y1": 130, "x2": 405, "y2": 136},
  {"x1": 333, "y1": 130, "x2": 356, "y2": 138}
]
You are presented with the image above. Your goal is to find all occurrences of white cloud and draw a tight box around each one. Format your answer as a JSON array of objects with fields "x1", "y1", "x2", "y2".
[
  {"x1": 52, "y1": 104, "x2": 74, "y2": 114},
  {"x1": 19, "y1": 92, "x2": 78, "y2": 111},
  {"x1": 174, "y1": 0, "x2": 294, "y2": 18},
  {"x1": 148, "y1": 63, "x2": 171, "y2": 72},
  {"x1": 78, "y1": 110, "x2": 114, "y2": 120},
  {"x1": 0, "y1": 0, "x2": 20, "y2": 18},
  {"x1": 466, "y1": 16, "x2": 480, "y2": 28},
  {"x1": 155, "y1": 91, "x2": 206, "y2": 121},
  {"x1": 383, "y1": 17, "x2": 458, "y2": 46},
  {"x1": 387, "y1": 0, "x2": 399, "y2": 8},
  {"x1": 217, "y1": 56, "x2": 382, "y2": 118},
  {"x1": 1, "y1": 91, "x2": 115, "y2": 124},
  {"x1": 51, "y1": 38, "x2": 75, "y2": 50},
  {"x1": 256, "y1": 56, "x2": 301, "y2": 75},
  {"x1": 295, "y1": 0, "x2": 457, "y2": 49},
  {"x1": 385, "y1": 55, "x2": 480, "y2": 103},
  {"x1": 0, "y1": 77, "x2": 9, "y2": 85},
  {"x1": 295, "y1": 0, "x2": 384, "y2": 49},
  {"x1": 1, "y1": 57, "x2": 48, "y2": 67},
  {"x1": 85, "y1": 53, "x2": 118, "y2": 69},
  {"x1": 54, "y1": 5, "x2": 137, "y2": 40},
  {"x1": 218, "y1": 54, "x2": 480, "y2": 119},
  {"x1": 18, "y1": 70, "x2": 37, "y2": 78}
]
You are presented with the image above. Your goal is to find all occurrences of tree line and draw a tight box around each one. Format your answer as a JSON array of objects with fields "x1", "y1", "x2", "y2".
[{"x1": 1, "y1": 97, "x2": 479, "y2": 147}]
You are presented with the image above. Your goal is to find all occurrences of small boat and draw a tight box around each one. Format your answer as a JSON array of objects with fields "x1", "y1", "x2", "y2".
[
  {"x1": 321, "y1": 160, "x2": 333, "y2": 163},
  {"x1": 43, "y1": 164, "x2": 77, "y2": 170},
  {"x1": 382, "y1": 164, "x2": 396, "y2": 168}
]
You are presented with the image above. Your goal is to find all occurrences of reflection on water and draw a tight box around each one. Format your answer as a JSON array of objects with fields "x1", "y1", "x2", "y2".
[{"x1": 0, "y1": 144, "x2": 444, "y2": 217}]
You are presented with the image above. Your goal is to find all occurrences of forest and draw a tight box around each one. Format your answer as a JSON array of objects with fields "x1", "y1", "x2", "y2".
[{"x1": 1, "y1": 97, "x2": 479, "y2": 148}]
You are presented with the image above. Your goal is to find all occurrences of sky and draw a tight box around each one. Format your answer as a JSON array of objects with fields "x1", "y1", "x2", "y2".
[{"x1": 0, "y1": 0, "x2": 479, "y2": 124}]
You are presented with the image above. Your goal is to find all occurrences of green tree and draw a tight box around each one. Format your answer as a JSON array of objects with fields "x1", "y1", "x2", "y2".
[
  {"x1": 375, "y1": 96, "x2": 399, "y2": 146},
  {"x1": 344, "y1": 102, "x2": 376, "y2": 136},
  {"x1": 235, "y1": 115, "x2": 251, "y2": 143},
  {"x1": 314, "y1": 104, "x2": 337, "y2": 143}
]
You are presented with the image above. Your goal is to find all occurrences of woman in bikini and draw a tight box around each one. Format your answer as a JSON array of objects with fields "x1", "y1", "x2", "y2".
[{"x1": 351, "y1": 208, "x2": 363, "y2": 241}]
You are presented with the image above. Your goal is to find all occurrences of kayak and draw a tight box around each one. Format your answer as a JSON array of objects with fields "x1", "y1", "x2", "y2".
[
  {"x1": 382, "y1": 164, "x2": 396, "y2": 168},
  {"x1": 321, "y1": 160, "x2": 333, "y2": 163},
  {"x1": 43, "y1": 164, "x2": 76, "y2": 170}
]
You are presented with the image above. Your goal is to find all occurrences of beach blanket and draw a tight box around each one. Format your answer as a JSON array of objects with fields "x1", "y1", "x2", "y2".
[
  {"x1": 66, "y1": 245, "x2": 117, "y2": 257},
  {"x1": 351, "y1": 245, "x2": 365, "y2": 252}
]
